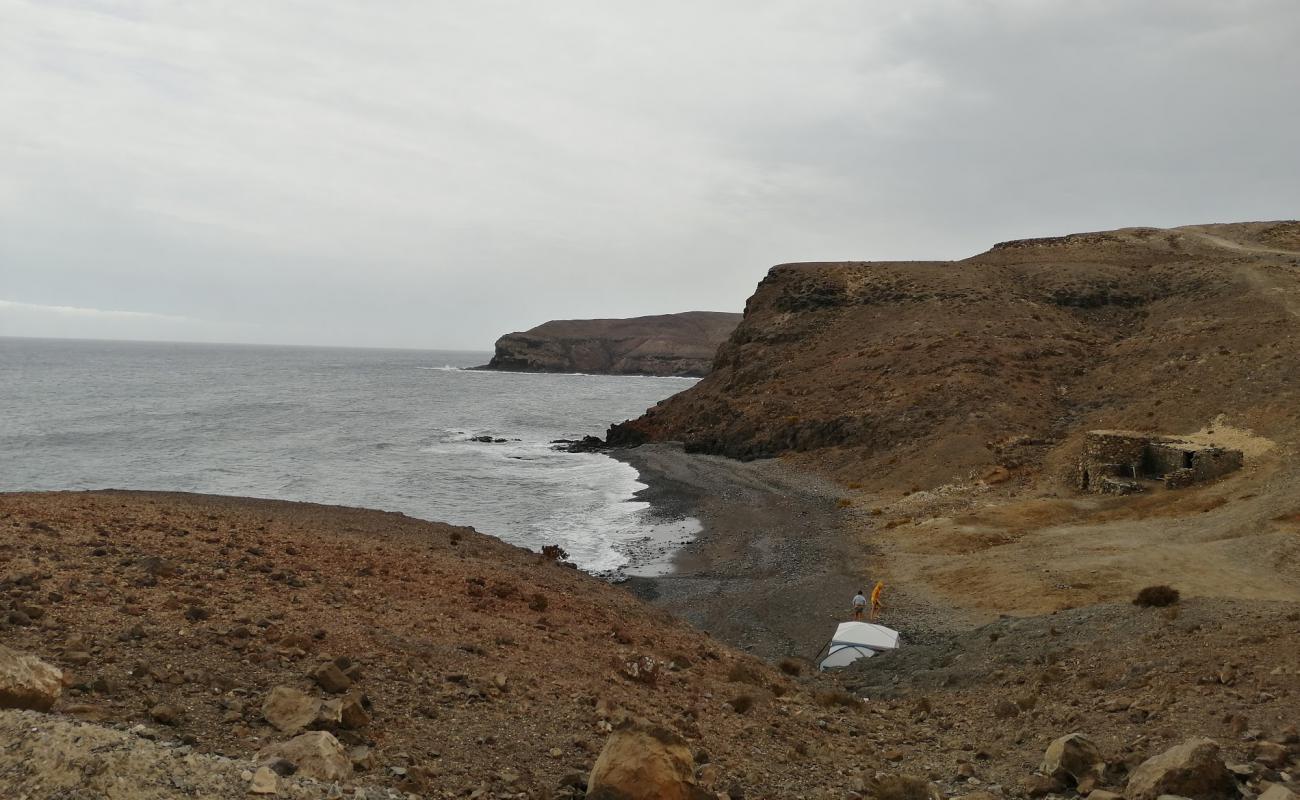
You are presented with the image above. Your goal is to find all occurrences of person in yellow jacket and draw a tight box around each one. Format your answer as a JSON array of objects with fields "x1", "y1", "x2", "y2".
[{"x1": 869, "y1": 580, "x2": 885, "y2": 621}]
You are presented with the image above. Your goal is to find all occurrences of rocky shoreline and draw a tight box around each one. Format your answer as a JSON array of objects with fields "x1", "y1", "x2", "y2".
[{"x1": 608, "y1": 444, "x2": 869, "y2": 660}]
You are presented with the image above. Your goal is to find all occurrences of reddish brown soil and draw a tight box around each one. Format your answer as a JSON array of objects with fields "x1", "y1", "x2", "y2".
[{"x1": 3, "y1": 491, "x2": 1298, "y2": 799}]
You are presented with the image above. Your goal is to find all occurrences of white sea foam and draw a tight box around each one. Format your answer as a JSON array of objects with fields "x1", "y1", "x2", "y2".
[{"x1": 1, "y1": 339, "x2": 695, "y2": 575}]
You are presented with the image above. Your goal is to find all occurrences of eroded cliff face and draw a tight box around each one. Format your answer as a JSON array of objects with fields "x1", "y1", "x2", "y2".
[
  {"x1": 609, "y1": 222, "x2": 1300, "y2": 488},
  {"x1": 482, "y1": 311, "x2": 741, "y2": 377}
]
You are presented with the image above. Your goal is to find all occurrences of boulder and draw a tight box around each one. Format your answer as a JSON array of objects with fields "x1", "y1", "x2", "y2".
[
  {"x1": 314, "y1": 698, "x2": 342, "y2": 729},
  {"x1": 588, "y1": 723, "x2": 702, "y2": 800},
  {"x1": 310, "y1": 663, "x2": 352, "y2": 694},
  {"x1": 1251, "y1": 741, "x2": 1290, "y2": 769},
  {"x1": 257, "y1": 731, "x2": 352, "y2": 782},
  {"x1": 261, "y1": 686, "x2": 321, "y2": 734},
  {"x1": 1126, "y1": 739, "x2": 1236, "y2": 800},
  {"x1": 0, "y1": 644, "x2": 62, "y2": 712},
  {"x1": 339, "y1": 693, "x2": 370, "y2": 730},
  {"x1": 1024, "y1": 774, "x2": 1066, "y2": 797},
  {"x1": 1043, "y1": 733, "x2": 1106, "y2": 786},
  {"x1": 149, "y1": 703, "x2": 178, "y2": 725},
  {"x1": 1258, "y1": 786, "x2": 1298, "y2": 800},
  {"x1": 249, "y1": 765, "x2": 279, "y2": 795}
]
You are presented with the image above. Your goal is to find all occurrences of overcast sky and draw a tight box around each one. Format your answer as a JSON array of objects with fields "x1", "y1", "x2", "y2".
[{"x1": 2, "y1": 1, "x2": 1297, "y2": 350}]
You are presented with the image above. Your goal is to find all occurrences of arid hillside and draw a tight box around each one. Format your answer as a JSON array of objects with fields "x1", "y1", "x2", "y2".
[
  {"x1": 610, "y1": 222, "x2": 1300, "y2": 489},
  {"x1": 481, "y1": 310, "x2": 741, "y2": 376},
  {"x1": 3, "y1": 493, "x2": 1298, "y2": 799},
  {"x1": 601, "y1": 222, "x2": 1300, "y2": 627}
]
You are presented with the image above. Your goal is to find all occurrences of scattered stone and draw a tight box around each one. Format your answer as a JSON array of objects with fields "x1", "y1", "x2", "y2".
[
  {"x1": 866, "y1": 774, "x2": 940, "y2": 800},
  {"x1": 261, "y1": 686, "x2": 321, "y2": 734},
  {"x1": 1252, "y1": 742, "x2": 1290, "y2": 769},
  {"x1": 62, "y1": 703, "x2": 112, "y2": 722},
  {"x1": 348, "y1": 745, "x2": 375, "y2": 772},
  {"x1": 588, "y1": 723, "x2": 699, "y2": 800},
  {"x1": 1087, "y1": 792, "x2": 1125, "y2": 800},
  {"x1": 696, "y1": 763, "x2": 721, "y2": 789},
  {"x1": 149, "y1": 703, "x2": 179, "y2": 724},
  {"x1": 1126, "y1": 739, "x2": 1236, "y2": 800},
  {"x1": 138, "y1": 556, "x2": 179, "y2": 578},
  {"x1": 248, "y1": 765, "x2": 279, "y2": 795},
  {"x1": 0, "y1": 644, "x2": 63, "y2": 711},
  {"x1": 1043, "y1": 733, "x2": 1106, "y2": 787},
  {"x1": 1258, "y1": 786, "x2": 1298, "y2": 800},
  {"x1": 339, "y1": 692, "x2": 370, "y2": 730},
  {"x1": 256, "y1": 731, "x2": 353, "y2": 782},
  {"x1": 1024, "y1": 774, "x2": 1065, "y2": 798},
  {"x1": 311, "y1": 662, "x2": 352, "y2": 694},
  {"x1": 315, "y1": 698, "x2": 343, "y2": 729}
]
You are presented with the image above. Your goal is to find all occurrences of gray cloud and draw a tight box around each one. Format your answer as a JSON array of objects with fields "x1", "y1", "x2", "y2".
[{"x1": 2, "y1": 1, "x2": 1297, "y2": 348}]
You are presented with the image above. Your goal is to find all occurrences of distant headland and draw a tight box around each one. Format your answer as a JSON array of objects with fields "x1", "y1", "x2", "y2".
[{"x1": 477, "y1": 310, "x2": 741, "y2": 377}]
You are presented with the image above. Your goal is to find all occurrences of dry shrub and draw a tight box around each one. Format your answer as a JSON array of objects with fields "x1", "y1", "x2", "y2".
[
  {"x1": 836, "y1": 498, "x2": 852, "y2": 509},
  {"x1": 778, "y1": 658, "x2": 804, "y2": 677},
  {"x1": 727, "y1": 662, "x2": 767, "y2": 687},
  {"x1": 528, "y1": 592, "x2": 548, "y2": 612},
  {"x1": 727, "y1": 694, "x2": 755, "y2": 714},
  {"x1": 1133, "y1": 585, "x2": 1180, "y2": 607},
  {"x1": 814, "y1": 689, "x2": 862, "y2": 710}
]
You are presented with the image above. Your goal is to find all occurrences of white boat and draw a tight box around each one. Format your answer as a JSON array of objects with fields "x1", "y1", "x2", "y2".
[{"x1": 816, "y1": 621, "x2": 901, "y2": 670}]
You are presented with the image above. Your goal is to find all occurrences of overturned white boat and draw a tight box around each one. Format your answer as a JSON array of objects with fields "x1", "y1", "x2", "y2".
[{"x1": 816, "y1": 621, "x2": 901, "y2": 670}]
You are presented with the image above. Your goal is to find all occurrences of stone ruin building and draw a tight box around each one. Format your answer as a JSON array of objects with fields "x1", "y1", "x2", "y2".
[{"x1": 1077, "y1": 430, "x2": 1243, "y2": 495}]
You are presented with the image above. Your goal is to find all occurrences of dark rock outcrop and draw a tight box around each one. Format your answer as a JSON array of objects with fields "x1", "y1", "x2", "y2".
[{"x1": 480, "y1": 311, "x2": 741, "y2": 377}]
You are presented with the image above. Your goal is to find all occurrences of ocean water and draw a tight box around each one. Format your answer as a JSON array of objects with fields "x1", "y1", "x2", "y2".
[{"x1": 0, "y1": 337, "x2": 699, "y2": 573}]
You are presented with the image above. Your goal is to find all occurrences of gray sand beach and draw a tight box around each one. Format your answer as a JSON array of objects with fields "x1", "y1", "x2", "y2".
[{"x1": 612, "y1": 443, "x2": 865, "y2": 661}]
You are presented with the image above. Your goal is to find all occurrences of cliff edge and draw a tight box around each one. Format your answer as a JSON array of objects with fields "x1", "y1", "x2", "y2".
[
  {"x1": 608, "y1": 222, "x2": 1300, "y2": 488},
  {"x1": 481, "y1": 310, "x2": 741, "y2": 377}
]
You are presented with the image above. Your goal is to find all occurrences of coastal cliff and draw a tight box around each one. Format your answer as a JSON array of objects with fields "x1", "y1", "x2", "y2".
[
  {"x1": 481, "y1": 310, "x2": 741, "y2": 377},
  {"x1": 608, "y1": 222, "x2": 1300, "y2": 488}
]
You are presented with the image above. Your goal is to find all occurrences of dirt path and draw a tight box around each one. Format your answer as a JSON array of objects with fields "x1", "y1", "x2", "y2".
[
  {"x1": 613, "y1": 444, "x2": 867, "y2": 661},
  {"x1": 1179, "y1": 228, "x2": 1300, "y2": 257},
  {"x1": 1177, "y1": 227, "x2": 1300, "y2": 319}
]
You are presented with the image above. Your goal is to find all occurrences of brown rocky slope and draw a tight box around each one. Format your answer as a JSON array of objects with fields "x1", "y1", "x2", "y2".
[
  {"x1": 608, "y1": 222, "x2": 1300, "y2": 488},
  {"x1": 482, "y1": 311, "x2": 741, "y2": 377},
  {"x1": 0, "y1": 490, "x2": 943, "y2": 798},
  {"x1": 2, "y1": 491, "x2": 1298, "y2": 799}
]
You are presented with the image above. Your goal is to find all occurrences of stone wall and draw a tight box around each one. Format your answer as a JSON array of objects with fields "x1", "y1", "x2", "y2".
[
  {"x1": 1077, "y1": 431, "x2": 1242, "y2": 494},
  {"x1": 1190, "y1": 448, "x2": 1244, "y2": 482}
]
